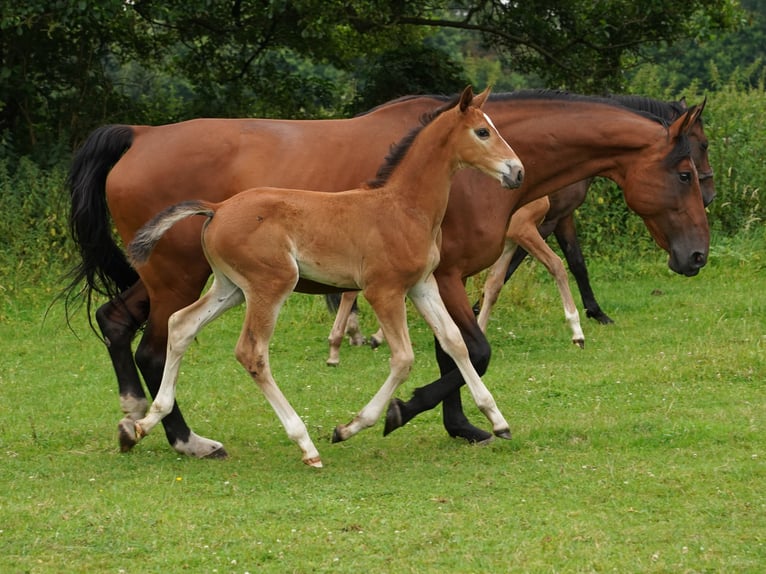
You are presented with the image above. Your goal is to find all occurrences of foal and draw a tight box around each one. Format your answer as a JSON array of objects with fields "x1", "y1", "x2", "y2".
[{"x1": 123, "y1": 86, "x2": 524, "y2": 467}]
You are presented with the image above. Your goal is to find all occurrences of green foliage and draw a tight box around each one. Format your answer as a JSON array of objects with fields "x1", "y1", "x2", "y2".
[
  {"x1": 0, "y1": 158, "x2": 71, "y2": 291},
  {"x1": 1, "y1": 1, "x2": 745, "y2": 160}
]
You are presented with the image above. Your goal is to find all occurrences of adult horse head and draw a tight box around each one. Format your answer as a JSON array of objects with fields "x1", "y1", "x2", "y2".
[{"x1": 616, "y1": 104, "x2": 709, "y2": 275}]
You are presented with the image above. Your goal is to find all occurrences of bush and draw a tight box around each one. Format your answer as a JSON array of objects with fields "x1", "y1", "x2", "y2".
[{"x1": 0, "y1": 158, "x2": 71, "y2": 286}]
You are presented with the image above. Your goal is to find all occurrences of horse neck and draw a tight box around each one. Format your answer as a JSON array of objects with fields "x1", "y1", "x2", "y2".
[
  {"x1": 485, "y1": 99, "x2": 662, "y2": 198},
  {"x1": 381, "y1": 116, "x2": 461, "y2": 228}
]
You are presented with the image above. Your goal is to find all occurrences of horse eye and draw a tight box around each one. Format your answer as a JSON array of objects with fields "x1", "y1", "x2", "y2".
[
  {"x1": 679, "y1": 172, "x2": 692, "y2": 183},
  {"x1": 475, "y1": 127, "x2": 490, "y2": 139}
]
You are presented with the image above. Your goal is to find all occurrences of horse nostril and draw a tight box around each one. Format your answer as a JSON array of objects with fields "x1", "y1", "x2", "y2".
[
  {"x1": 516, "y1": 169, "x2": 524, "y2": 184},
  {"x1": 692, "y1": 251, "x2": 707, "y2": 268}
]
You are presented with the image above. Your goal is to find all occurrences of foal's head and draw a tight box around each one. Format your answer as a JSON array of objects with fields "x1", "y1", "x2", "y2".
[
  {"x1": 368, "y1": 86, "x2": 524, "y2": 191},
  {"x1": 450, "y1": 86, "x2": 525, "y2": 189}
]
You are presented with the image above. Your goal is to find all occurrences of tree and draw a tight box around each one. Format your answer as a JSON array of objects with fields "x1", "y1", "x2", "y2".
[{"x1": 0, "y1": 0, "x2": 742, "y2": 160}]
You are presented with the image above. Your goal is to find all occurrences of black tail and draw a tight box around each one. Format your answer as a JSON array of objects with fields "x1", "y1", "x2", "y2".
[{"x1": 62, "y1": 125, "x2": 138, "y2": 321}]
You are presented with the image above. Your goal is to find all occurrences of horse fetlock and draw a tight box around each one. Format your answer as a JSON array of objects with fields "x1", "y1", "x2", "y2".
[{"x1": 120, "y1": 394, "x2": 148, "y2": 421}]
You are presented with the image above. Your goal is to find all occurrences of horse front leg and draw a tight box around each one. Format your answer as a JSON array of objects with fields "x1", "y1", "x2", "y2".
[
  {"x1": 512, "y1": 219, "x2": 585, "y2": 348},
  {"x1": 94, "y1": 281, "x2": 150, "y2": 431},
  {"x1": 333, "y1": 288, "x2": 414, "y2": 442},
  {"x1": 408, "y1": 276, "x2": 510, "y2": 438},
  {"x1": 385, "y1": 272, "x2": 495, "y2": 443}
]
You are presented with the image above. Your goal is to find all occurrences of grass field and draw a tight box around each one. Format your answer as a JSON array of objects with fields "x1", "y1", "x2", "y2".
[{"x1": 0, "y1": 240, "x2": 764, "y2": 573}]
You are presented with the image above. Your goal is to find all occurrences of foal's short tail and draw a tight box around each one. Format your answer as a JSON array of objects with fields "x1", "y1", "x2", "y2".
[{"x1": 128, "y1": 200, "x2": 215, "y2": 266}]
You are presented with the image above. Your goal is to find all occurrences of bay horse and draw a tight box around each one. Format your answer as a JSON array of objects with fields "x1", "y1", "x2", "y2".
[
  {"x1": 66, "y1": 89, "x2": 709, "y2": 456},
  {"x1": 329, "y1": 96, "x2": 714, "y2": 358},
  {"x1": 476, "y1": 96, "x2": 715, "y2": 328},
  {"x1": 122, "y1": 87, "x2": 523, "y2": 466}
]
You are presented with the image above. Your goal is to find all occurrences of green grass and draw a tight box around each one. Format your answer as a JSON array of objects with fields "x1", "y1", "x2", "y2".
[{"x1": 0, "y1": 238, "x2": 764, "y2": 573}]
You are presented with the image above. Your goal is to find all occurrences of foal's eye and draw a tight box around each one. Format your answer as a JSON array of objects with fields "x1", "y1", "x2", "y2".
[
  {"x1": 679, "y1": 172, "x2": 693, "y2": 183},
  {"x1": 475, "y1": 127, "x2": 490, "y2": 139}
]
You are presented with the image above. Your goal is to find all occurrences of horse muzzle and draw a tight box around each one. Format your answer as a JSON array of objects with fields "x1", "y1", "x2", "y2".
[
  {"x1": 669, "y1": 248, "x2": 708, "y2": 277},
  {"x1": 501, "y1": 160, "x2": 524, "y2": 189}
]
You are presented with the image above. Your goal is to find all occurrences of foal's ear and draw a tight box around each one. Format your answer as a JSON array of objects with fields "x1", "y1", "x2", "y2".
[
  {"x1": 472, "y1": 86, "x2": 492, "y2": 109},
  {"x1": 459, "y1": 85, "x2": 475, "y2": 112}
]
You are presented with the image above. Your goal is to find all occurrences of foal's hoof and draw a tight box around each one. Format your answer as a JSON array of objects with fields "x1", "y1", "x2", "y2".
[
  {"x1": 369, "y1": 336, "x2": 383, "y2": 350},
  {"x1": 117, "y1": 419, "x2": 138, "y2": 452},
  {"x1": 494, "y1": 428, "x2": 513, "y2": 440},
  {"x1": 573, "y1": 338, "x2": 585, "y2": 349},
  {"x1": 383, "y1": 398, "x2": 404, "y2": 436},
  {"x1": 303, "y1": 456, "x2": 324, "y2": 468}
]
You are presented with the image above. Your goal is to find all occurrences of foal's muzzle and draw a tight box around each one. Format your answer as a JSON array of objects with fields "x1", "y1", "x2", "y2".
[{"x1": 501, "y1": 160, "x2": 524, "y2": 189}]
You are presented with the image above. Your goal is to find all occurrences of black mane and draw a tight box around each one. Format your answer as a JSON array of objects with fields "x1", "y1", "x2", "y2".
[{"x1": 366, "y1": 95, "x2": 461, "y2": 189}]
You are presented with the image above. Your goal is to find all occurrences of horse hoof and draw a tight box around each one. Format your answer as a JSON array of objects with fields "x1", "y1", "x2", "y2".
[
  {"x1": 117, "y1": 419, "x2": 138, "y2": 452},
  {"x1": 447, "y1": 425, "x2": 493, "y2": 444},
  {"x1": 573, "y1": 338, "x2": 585, "y2": 349},
  {"x1": 331, "y1": 426, "x2": 346, "y2": 443},
  {"x1": 203, "y1": 446, "x2": 229, "y2": 459},
  {"x1": 304, "y1": 456, "x2": 323, "y2": 468},
  {"x1": 383, "y1": 398, "x2": 404, "y2": 436},
  {"x1": 326, "y1": 358, "x2": 339, "y2": 367},
  {"x1": 494, "y1": 428, "x2": 513, "y2": 440},
  {"x1": 369, "y1": 337, "x2": 382, "y2": 350}
]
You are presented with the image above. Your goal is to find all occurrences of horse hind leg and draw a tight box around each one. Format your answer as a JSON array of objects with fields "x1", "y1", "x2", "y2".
[
  {"x1": 516, "y1": 224, "x2": 585, "y2": 347},
  {"x1": 477, "y1": 241, "x2": 516, "y2": 333},
  {"x1": 94, "y1": 281, "x2": 150, "y2": 428},
  {"x1": 124, "y1": 272, "x2": 244, "y2": 456},
  {"x1": 408, "y1": 275, "x2": 511, "y2": 439},
  {"x1": 237, "y1": 290, "x2": 322, "y2": 467}
]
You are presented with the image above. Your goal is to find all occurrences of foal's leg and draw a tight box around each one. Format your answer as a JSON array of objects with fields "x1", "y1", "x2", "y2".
[
  {"x1": 332, "y1": 288, "x2": 415, "y2": 442},
  {"x1": 385, "y1": 271, "x2": 494, "y2": 443},
  {"x1": 408, "y1": 276, "x2": 510, "y2": 438},
  {"x1": 128, "y1": 273, "x2": 244, "y2": 447},
  {"x1": 235, "y1": 293, "x2": 322, "y2": 468}
]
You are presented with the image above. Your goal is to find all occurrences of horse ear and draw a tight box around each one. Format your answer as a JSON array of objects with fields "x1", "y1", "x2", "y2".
[
  {"x1": 669, "y1": 102, "x2": 704, "y2": 138},
  {"x1": 459, "y1": 85, "x2": 475, "y2": 112},
  {"x1": 472, "y1": 86, "x2": 492, "y2": 109}
]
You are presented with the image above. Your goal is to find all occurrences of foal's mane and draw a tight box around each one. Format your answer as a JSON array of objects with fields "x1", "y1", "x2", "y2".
[{"x1": 365, "y1": 95, "x2": 461, "y2": 190}]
